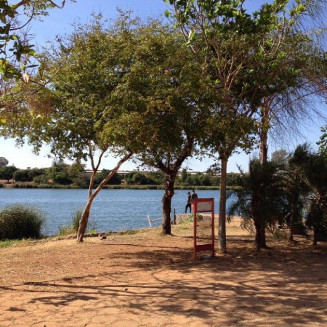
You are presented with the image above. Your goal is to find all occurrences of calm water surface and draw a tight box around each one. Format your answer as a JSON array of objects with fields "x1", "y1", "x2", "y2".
[{"x1": 0, "y1": 189, "x2": 234, "y2": 236}]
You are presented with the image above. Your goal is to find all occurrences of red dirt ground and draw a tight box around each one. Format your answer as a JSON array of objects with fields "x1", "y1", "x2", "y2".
[{"x1": 1, "y1": 218, "x2": 327, "y2": 327}]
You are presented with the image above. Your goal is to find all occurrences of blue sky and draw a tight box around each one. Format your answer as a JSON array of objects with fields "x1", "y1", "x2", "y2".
[{"x1": 2, "y1": 0, "x2": 326, "y2": 172}]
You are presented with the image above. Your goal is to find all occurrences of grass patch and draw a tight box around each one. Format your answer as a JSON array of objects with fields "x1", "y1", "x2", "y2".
[
  {"x1": 0, "y1": 239, "x2": 20, "y2": 248},
  {"x1": 107, "y1": 229, "x2": 141, "y2": 236},
  {"x1": 58, "y1": 209, "x2": 82, "y2": 236},
  {"x1": 58, "y1": 209, "x2": 97, "y2": 236}
]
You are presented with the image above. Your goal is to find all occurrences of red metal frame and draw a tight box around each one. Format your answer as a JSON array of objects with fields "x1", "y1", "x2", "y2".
[{"x1": 192, "y1": 198, "x2": 215, "y2": 259}]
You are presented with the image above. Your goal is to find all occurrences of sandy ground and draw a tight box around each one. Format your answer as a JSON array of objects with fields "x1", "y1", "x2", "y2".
[{"x1": 1, "y1": 217, "x2": 327, "y2": 327}]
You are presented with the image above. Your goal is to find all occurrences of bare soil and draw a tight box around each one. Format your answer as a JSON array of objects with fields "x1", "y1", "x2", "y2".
[{"x1": 1, "y1": 218, "x2": 327, "y2": 327}]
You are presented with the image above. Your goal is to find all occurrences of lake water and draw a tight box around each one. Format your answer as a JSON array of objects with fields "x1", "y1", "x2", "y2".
[{"x1": 0, "y1": 189, "x2": 235, "y2": 236}]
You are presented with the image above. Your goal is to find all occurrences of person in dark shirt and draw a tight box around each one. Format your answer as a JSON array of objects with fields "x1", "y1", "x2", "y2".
[
  {"x1": 191, "y1": 189, "x2": 198, "y2": 202},
  {"x1": 185, "y1": 192, "x2": 192, "y2": 213}
]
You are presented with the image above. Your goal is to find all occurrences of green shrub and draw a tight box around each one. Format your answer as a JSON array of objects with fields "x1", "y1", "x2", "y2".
[
  {"x1": 58, "y1": 209, "x2": 98, "y2": 236},
  {"x1": 58, "y1": 209, "x2": 81, "y2": 236},
  {"x1": 0, "y1": 239, "x2": 20, "y2": 248},
  {"x1": 72, "y1": 209, "x2": 83, "y2": 231},
  {"x1": 53, "y1": 172, "x2": 72, "y2": 185},
  {"x1": 0, "y1": 204, "x2": 45, "y2": 240}
]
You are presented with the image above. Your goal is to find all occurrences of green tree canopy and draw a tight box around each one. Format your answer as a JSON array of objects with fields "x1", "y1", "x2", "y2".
[
  {"x1": 0, "y1": 165, "x2": 17, "y2": 182},
  {"x1": 0, "y1": 0, "x2": 67, "y2": 80},
  {"x1": 107, "y1": 20, "x2": 205, "y2": 234}
]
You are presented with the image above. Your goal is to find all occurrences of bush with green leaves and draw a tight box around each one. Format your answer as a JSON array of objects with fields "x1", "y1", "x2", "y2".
[
  {"x1": 58, "y1": 209, "x2": 97, "y2": 236},
  {"x1": 71, "y1": 173, "x2": 90, "y2": 189},
  {"x1": 13, "y1": 169, "x2": 32, "y2": 182},
  {"x1": 125, "y1": 172, "x2": 149, "y2": 185},
  {"x1": 0, "y1": 166, "x2": 18, "y2": 182},
  {"x1": 71, "y1": 209, "x2": 83, "y2": 231},
  {"x1": 14, "y1": 168, "x2": 46, "y2": 182},
  {"x1": 0, "y1": 205, "x2": 45, "y2": 240},
  {"x1": 94, "y1": 170, "x2": 122, "y2": 186}
]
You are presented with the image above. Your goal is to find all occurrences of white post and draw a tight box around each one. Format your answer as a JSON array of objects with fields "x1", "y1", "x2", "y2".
[{"x1": 147, "y1": 214, "x2": 152, "y2": 227}]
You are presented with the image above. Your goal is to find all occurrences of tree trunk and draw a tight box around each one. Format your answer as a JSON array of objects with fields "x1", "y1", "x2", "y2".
[
  {"x1": 218, "y1": 155, "x2": 228, "y2": 254},
  {"x1": 313, "y1": 229, "x2": 319, "y2": 247},
  {"x1": 259, "y1": 103, "x2": 269, "y2": 249},
  {"x1": 259, "y1": 130, "x2": 268, "y2": 166},
  {"x1": 259, "y1": 102, "x2": 269, "y2": 166},
  {"x1": 254, "y1": 220, "x2": 261, "y2": 252},
  {"x1": 259, "y1": 223, "x2": 268, "y2": 248},
  {"x1": 288, "y1": 214, "x2": 294, "y2": 243},
  {"x1": 76, "y1": 152, "x2": 132, "y2": 242},
  {"x1": 77, "y1": 195, "x2": 96, "y2": 242},
  {"x1": 288, "y1": 201, "x2": 297, "y2": 243},
  {"x1": 162, "y1": 173, "x2": 176, "y2": 235}
]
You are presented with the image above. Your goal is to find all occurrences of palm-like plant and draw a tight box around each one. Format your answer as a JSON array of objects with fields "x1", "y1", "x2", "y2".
[
  {"x1": 290, "y1": 144, "x2": 327, "y2": 246},
  {"x1": 281, "y1": 150, "x2": 310, "y2": 243},
  {"x1": 229, "y1": 159, "x2": 284, "y2": 252}
]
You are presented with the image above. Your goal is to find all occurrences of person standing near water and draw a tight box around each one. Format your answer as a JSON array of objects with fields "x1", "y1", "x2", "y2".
[
  {"x1": 191, "y1": 189, "x2": 198, "y2": 202},
  {"x1": 185, "y1": 192, "x2": 192, "y2": 213}
]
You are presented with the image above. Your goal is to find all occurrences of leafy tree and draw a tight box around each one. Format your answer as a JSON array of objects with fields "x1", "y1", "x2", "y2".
[
  {"x1": 185, "y1": 174, "x2": 200, "y2": 187},
  {"x1": 12, "y1": 167, "x2": 44, "y2": 182},
  {"x1": 66, "y1": 162, "x2": 85, "y2": 180},
  {"x1": 53, "y1": 171, "x2": 72, "y2": 185},
  {"x1": 110, "y1": 21, "x2": 204, "y2": 234},
  {"x1": 166, "y1": 0, "x2": 292, "y2": 252},
  {"x1": 198, "y1": 173, "x2": 211, "y2": 186},
  {"x1": 0, "y1": 157, "x2": 8, "y2": 167},
  {"x1": 0, "y1": 165, "x2": 17, "y2": 182},
  {"x1": 179, "y1": 172, "x2": 214, "y2": 186},
  {"x1": 146, "y1": 171, "x2": 165, "y2": 185},
  {"x1": 71, "y1": 173, "x2": 89, "y2": 189},
  {"x1": 45, "y1": 160, "x2": 68, "y2": 181},
  {"x1": 95, "y1": 169, "x2": 121, "y2": 186},
  {"x1": 180, "y1": 169, "x2": 189, "y2": 184},
  {"x1": 6, "y1": 15, "x2": 146, "y2": 241},
  {"x1": 125, "y1": 172, "x2": 148, "y2": 185},
  {"x1": 33, "y1": 173, "x2": 49, "y2": 185},
  {"x1": 226, "y1": 173, "x2": 242, "y2": 187},
  {"x1": 39, "y1": 15, "x2": 142, "y2": 241},
  {"x1": 13, "y1": 169, "x2": 31, "y2": 181}
]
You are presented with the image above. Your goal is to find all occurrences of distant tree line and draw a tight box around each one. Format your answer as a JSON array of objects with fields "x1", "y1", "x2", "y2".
[{"x1": 0, "y1": 159, "x2": 242, "y2": 188}]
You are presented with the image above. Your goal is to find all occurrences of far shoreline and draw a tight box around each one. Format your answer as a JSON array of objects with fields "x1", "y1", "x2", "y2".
[{"x1": 0, "y1": 182, "x2": 241, "y2": 191}]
